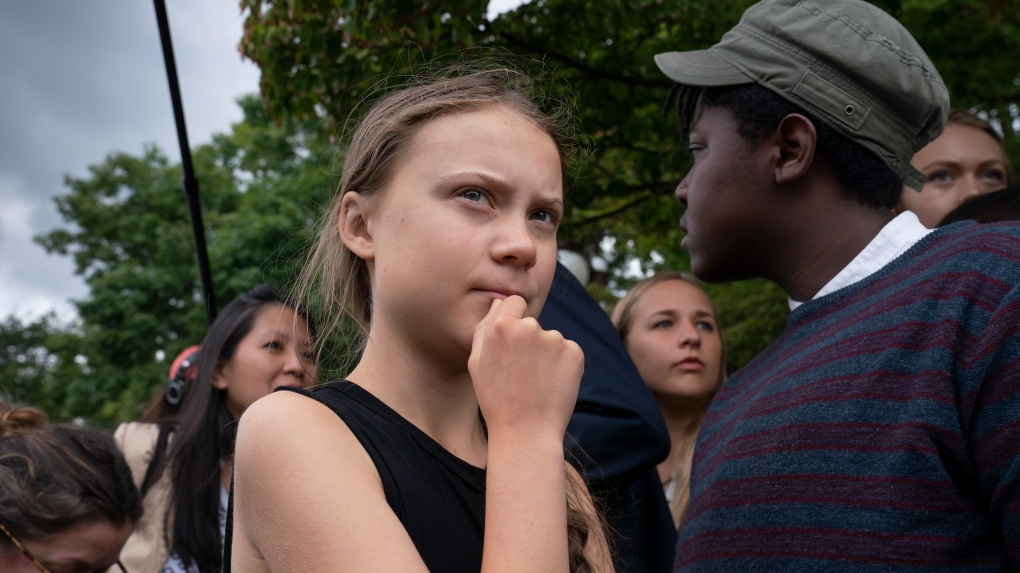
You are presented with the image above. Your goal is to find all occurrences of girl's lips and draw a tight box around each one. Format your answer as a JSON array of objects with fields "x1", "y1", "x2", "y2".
[
  {"x1": 675, "y1": 357, "x2": 704, "y2": 372},
  {"x1": 473, "y1": 288, "x2": 525, "y2": 301}
]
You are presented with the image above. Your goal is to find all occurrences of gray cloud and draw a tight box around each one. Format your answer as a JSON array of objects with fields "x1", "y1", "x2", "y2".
[
  {"x1": 0, "y1": 0, "x2": 529, "y2": 322},
  {"x1": 0, "y1": 1, "x2": 259, "y2": 320}
]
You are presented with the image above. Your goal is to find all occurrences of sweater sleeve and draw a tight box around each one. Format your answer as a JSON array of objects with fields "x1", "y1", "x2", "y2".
[{"x1": 964, "y1": 282, "x2": 1020, "y2": 566}]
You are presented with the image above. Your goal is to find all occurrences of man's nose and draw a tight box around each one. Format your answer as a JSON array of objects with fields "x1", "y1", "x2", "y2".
[{"x1": 676, "y1": 176, "x2": 690, "y2": 206}]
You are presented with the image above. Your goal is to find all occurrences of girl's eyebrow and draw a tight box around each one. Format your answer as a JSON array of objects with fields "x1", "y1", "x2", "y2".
[
  {"x1": 438, "y1": 171, "x2": 564, "y2": 207},
  {"x1": 977, "y1": 159, "x2": 1007, "y2": 169},
  {"x1": 649, "y1": 308, "x2": 715, "y2": 320},
  {"x1": 919, "y1": 160, "x2": 960, "y2": 171},
  {"x1": 438, "y1": 170, "x2": 508, "y2": 191},
  {"x1": 534, "y1": 195, "x2": 565, "y2": 211},
  {"x1": 257, "y1": 328, "x2": 292, "y2": 340}
]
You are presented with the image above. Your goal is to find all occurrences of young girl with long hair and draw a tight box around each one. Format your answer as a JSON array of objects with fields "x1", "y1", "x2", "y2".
[
  {"x1": 114, "y1": 285, "x2": 316, "y2": 572},
  {"x1": 228, "y1": 67, "x2": 613, "y2": 572},
  {"x1": 611, "y1": 273, "x2": 726, "y2": 530}
]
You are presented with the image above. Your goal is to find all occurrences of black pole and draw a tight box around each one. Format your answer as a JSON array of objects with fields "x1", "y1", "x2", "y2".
[{"x1": 153, "y1": 0, "x2": 217, "y2": 323}]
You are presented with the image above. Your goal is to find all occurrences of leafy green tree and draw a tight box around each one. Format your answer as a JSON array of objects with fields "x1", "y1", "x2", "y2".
[
  {"x1": 12, "y1": 0, "x2": 1020, "y2": 421},
  {"x1": 238, "y1": 0, "x2": 1020, "y2": 372},
  {"x1": 24, "y1": 96, "x2": 336, "y2": 425}
]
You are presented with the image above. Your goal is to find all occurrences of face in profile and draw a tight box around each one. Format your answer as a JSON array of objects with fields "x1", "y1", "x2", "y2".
[
  {"x1": 213, "y1": 303, "x2": 318, "y2": 418},
  {"x1": 676, "y1": 105, "x2": 773, "y2": 283},
  {"x1": 623, "y1": 279, "x2": 723, "y2": 406},
  {"x1": 899, "y1": 123, "x2": 1010, "y2": 228}
]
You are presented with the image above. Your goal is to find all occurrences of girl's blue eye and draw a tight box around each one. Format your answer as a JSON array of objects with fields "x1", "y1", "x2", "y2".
[
  {"x1": 653, "y1": 320, "x2": 672, "y2": 329},
  {"x1": 696, "y1": 321, "x2": 715, "y2": 331},
  {"x1": 530, "y1": 209, "x2": 558, "y2": 224},
  {"x1": 461, "y1": 188, "x2": 484, "y2": 202}
]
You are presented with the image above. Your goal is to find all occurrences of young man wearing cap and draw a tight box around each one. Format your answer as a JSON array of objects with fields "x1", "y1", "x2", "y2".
[{"x1": 655, "y1": 0, "x2": 1020, "y2": 570}]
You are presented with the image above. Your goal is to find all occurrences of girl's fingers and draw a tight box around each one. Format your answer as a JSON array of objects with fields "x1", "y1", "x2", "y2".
[
  {"x1": 493, "y1": 295, "x2": 528, "y2": 320},
  {"x1": 471, "y1": 295, "x2": 529, "y2": 353},
  {"x1": 473, "y1": 298, "x2": 503, "y2": 340}
]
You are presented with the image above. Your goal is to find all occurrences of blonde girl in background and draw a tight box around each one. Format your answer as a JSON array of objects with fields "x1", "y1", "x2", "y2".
[
  {"x1": 227, "y1": 66, "x2": 613, "y2": 572},
  {"x1": 612, "y1": 273, "x2": 726, "y2": 530}
]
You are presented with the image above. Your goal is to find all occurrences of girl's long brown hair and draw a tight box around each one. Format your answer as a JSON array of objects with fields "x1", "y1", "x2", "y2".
[{"x1": 293, "y1": 63, "x2": 605, "y2": 571}]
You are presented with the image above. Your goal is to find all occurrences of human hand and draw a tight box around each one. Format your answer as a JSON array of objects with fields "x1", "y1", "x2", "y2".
[{"x1": 468, "y1": 296, "x2": 584, "y2": 440}]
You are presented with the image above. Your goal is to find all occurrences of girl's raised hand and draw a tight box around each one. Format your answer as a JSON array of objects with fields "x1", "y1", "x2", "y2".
[{"x1": 468, "y1": 295, "x2": 584, "y2": 440}]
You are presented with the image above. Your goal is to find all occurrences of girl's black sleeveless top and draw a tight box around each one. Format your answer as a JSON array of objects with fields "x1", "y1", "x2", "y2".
[{"x1": 285, "y1": 381, "x2": 486, "y2": 571}]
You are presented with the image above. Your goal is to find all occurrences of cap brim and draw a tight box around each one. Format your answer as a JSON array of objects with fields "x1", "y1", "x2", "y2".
[{"x1": 654, "y1": 50, "x2": 754, "y2": 87}]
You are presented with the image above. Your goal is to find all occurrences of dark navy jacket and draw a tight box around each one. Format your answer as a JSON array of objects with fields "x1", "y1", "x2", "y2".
[{"x1": 540, "y1": 262, "x2": 676, "y2": 573}]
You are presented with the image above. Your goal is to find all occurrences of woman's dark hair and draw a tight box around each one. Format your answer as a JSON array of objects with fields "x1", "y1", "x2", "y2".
[
  {"x1": 938, "y1": 186, "x2": 1020, "y2": 226},
  {"x1": 143, "y1": 284, "x2": 313, "y2": 572},
  {"x1": 665, "y1": 82, "x2": 903, "y2": 209},
  {"x1": 0, "y1": 401, "x2": 141, "y2": 546}
]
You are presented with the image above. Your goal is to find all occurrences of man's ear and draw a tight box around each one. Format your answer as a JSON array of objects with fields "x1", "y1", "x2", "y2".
[
  {"x1": 339, "y1": 192, "x2": 374, "y2": 261},
  {"x1": 773, "y1": 113, "x2": 817, "y2": 185}
]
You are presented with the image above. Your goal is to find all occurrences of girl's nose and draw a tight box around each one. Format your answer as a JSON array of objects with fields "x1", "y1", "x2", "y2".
[
  {"x1": 677, "y1": 321, "x2": 701, "y2": 347},
  {"x1": 492, "y1": 219, "x2": 537, "y2": 269}
]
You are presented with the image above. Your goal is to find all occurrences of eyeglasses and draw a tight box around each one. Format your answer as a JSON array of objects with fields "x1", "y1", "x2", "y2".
[{"x1": 0, "y1": 521, "x2": 128, "y2": 573}]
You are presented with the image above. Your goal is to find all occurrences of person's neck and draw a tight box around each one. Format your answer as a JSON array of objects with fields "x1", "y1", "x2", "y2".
[
  {"x1": 659, "y1": 399, "x2": 706, "y2": 444},
  {"x1": 769, "y1": 189, "x2": 895, "y2": 302},
  {"x1": 348, "y1": 319, "x2": 487, "y2": 467},
  {"x1": 656, "y1": 398, "x2": 707, "y2": 483}
]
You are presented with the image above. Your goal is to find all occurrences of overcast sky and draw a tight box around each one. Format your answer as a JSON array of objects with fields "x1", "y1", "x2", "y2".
[{"x1": 0, "y1": 1, "x2": 526, "y2": 323}]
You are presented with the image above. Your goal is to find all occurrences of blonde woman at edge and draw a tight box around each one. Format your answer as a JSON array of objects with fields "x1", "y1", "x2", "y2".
[
  {"x1": 227, "y1": 67, "x2": 613, "y2": 573},
  {"x1": 611, "y1": 273, "x2": 726, "y2": 529}
]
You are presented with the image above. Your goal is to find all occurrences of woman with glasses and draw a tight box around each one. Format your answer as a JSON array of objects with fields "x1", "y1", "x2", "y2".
[{"x1": 0, "y1": 400, "x2": 141, "y2": 573}]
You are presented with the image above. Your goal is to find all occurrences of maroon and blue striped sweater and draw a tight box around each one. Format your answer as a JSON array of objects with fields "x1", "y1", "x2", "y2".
[{"x1": 675, "y1": 222, "x2": 1020, "y2": 572}]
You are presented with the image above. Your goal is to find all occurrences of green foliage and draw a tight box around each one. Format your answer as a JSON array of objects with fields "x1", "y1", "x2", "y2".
[
  {"x1": 21, "y1": 96, "x2": 337, "y2": 425},
  {"x1": 236, "y1": 0, "x2": 1020, "y2": 372},
  {"x1": 11, "y1": 0, "x2": 1020, "y2": 422},
  {"x1": 238, "y1": 0, "x2": 782, "y2": 365}
]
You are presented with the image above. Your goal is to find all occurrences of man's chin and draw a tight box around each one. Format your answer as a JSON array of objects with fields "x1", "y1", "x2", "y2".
[{"x1": 689, "y1": 256, "x2": 745, "y2": 284}]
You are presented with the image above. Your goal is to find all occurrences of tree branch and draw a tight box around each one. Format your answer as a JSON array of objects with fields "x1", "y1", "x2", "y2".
[
  {"x1": 496, "y1": 32, "x2": 673, "y2": 89},
  {"x1": 571, "y1": 187, "x2": 669, "y2": 227}
]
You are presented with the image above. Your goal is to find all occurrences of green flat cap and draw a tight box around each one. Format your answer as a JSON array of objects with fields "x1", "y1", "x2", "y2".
[{"x1": 655, "y1": 0, "x2": 950, "y2": 191}]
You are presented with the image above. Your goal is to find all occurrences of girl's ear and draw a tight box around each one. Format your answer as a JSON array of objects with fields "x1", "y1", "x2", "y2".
[
  {"x1": 211, "y1": 361, "x2": 229, "y2": 391},
  {"x1": 339, "y1": 192, "x2": 374, "y2": 261}
]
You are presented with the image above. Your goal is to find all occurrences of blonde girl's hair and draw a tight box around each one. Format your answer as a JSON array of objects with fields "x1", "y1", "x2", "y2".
[
  {"x1": 610, "y1": 272, "x2": 727, "y2": 530},
  {"x1": 292, "y1": 63, "x2": 608, "y2": 571}
]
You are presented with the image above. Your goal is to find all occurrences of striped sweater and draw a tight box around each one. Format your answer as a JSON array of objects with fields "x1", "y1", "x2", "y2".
[{"x1": 675, "y1": 222, "x2": 1020, "y2": 572}]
